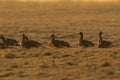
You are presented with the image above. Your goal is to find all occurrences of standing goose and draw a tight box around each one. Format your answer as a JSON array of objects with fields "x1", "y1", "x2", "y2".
[
  {"x1": 79, "y1": 32, "x2": 94, "y2": 47},
  {"x1": 21, "y1": 34, "x2": 42, "y2": 48},
  {"x1": 0, "y1": 35, "x2": 19, "y2": 48},
  {"x1": 98, "y1": 32, "x2": 112, "y2": 48},
  {"x1": 51, "y1": 34, "x2": 70, "y2": 48}
]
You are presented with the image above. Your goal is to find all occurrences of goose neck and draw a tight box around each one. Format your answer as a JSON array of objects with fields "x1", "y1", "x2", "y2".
[
  {"x1": 80, "y1": 34, "x2": 83, "y2": 41},
  {"x1": 1, "y1": 36, "x2": 6, "y2": 41},
  {"x1": 99, "y1": 34, "x2": 103, "y2": 43},
  {"x1": 52, "y1": 37, "x2": 55, "y2": 41}
]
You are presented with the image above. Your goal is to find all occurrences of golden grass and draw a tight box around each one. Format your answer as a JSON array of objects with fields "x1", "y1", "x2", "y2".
[{"x1": 0, "y1": 1, "x2": 120, "y2": 80}]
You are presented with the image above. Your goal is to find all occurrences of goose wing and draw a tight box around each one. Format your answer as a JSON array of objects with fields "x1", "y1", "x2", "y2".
[
  {"x1": 53, "y1": 40, "x2": 70, "y2": 48},
  {"x1": 22, "y1": 41, "x2": 31, "y2": 48},
  {"x1": 82, "y1": 40, "x2": 95, "y2": 47},
  {"x1": 6, "y1": 39, "x2": 19, "y2": 46},
  {"x1": 28, "y1": 40, "x2": 42, "y2": 47},
  {"x1": 100, "y1": 40, "x2": 112, "y2": 48}
]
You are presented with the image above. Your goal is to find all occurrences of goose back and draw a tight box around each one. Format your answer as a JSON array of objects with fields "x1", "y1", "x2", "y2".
[{"x1": 51, "y1": 34, "x2": 70, "y2": 48}]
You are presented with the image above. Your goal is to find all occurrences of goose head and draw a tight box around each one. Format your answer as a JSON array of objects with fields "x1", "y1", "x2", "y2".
[
  {"x1": 79, "y1": 32, "x2": 83, "y2": 35},
  {"x1": 22, "y1": 34, "x2": 29, "y2": 42},
  {"x1": 0, "y1": 35, "x2": 5, "y2": 40},
  {"x1": 79, "y1": 32, "x2": 83, "y2": 40},
  {"x1": 22, "y1": 34, "x2": 25, "y2": 38},
  {"x1": 99, "y1": 31, "x2": 103, "y2": 37},
  {"x1": 50, "y1": 34, "x2": 55, "y2": 41}
]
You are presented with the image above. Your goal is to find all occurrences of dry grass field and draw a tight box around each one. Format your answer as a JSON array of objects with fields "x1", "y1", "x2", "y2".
[{"x1": 0, "y1": 1, "x2": 120, "y2": 80}]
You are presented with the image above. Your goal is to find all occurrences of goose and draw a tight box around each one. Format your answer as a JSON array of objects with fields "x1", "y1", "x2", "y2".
[
  {"x1": 21, "y1": 34, "x2": 42, "y2": 48},
  {"x1": 79, "y1": 32, "x2": 94, "y2": 47},
  {"x1": 51, "y1": 34, "x2": 70, "y2": 48},
  {"x1": 0, "y1": 35, "x2": 19, "y2": 47},
  {"x1": 98, "y1": 32, "x2": 112, "y2": 48}
]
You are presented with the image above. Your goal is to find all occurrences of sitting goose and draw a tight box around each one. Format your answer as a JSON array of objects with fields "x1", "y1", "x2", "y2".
[
  {"x1": 51, "y1": 34, "x2": 70, "y2": 48},
  {"x1": 79, "y1": 32, "x2": 94, "y2": 47},
  {"x1": 21, "y1": 34, "x2": 42, "y2": 48},
  {"x1": 0, "y1": 35, "x2": 19, "y2": 48},
  {"x1": 98, "y1": 32, "x2": 112, "y2": 48}
]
